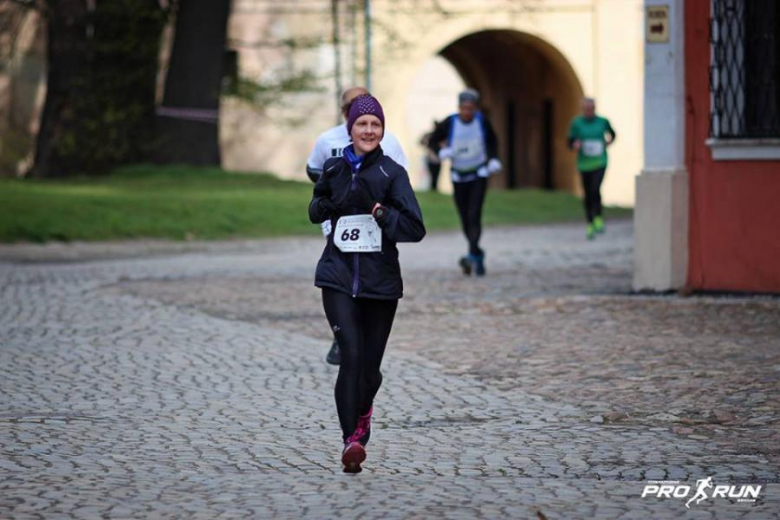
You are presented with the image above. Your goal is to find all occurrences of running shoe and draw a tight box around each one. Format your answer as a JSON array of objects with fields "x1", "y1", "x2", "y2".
[
  {"x1": 326, "y1": 340, "x2": 341, "y2": 365},
  {"x1": 474, "y1": 253, "x2": 486, "y2": 277},
  {"x1": 594, "y1": 216, "x2": 605, "y2": 234},
  {"x1": 458, "y1": 256, "x2": 472, "y2": 276},
  {"x1": 341, "y1": 441, "x2": 366, "y2": 473},
  {"x1": 586, "y1": 223, "x2": 596, "y2": 240},
  {"x1": 356, "y1": 407, "x2": 373, "y2": 446}
]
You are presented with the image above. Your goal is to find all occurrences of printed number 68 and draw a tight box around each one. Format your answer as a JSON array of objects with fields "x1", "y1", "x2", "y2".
[{"x1": 341, "y1": 229, "x2": 361, "y2": 241}]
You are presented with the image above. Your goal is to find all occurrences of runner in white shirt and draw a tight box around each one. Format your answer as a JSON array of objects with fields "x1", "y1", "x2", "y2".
[
  {"x1": 428, "y1": 89, "x2": 501, "y2": 277},
  {"x1": 306, "y1": 86, "x2": 408, "y2": 366},
  {"x1": 307, "y1": 124, "x2": 407, "y2": 179}
]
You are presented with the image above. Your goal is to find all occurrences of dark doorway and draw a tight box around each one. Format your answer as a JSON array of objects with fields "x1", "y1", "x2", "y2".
[
  {"x1": 506, "y1": 101, "x2": 517, "y2": 189},
  {"x1": 438, "y1": 30, "x2": 583, "y2": 192},
  {"x1": 542, "y1": 98, "x2": 554, "y2": 190}
]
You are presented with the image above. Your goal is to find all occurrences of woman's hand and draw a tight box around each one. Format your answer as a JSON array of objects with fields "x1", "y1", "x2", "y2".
[{"x1": 318, "y1": 198, "x2": 339, "y2": 215}]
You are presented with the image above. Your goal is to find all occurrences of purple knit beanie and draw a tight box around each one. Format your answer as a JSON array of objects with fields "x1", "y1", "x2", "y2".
[{"x1": 347, "y1": 94, "x2": 385, "y2": 135}]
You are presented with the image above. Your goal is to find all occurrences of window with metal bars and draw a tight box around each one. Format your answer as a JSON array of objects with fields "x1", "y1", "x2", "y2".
[{"x1": 710, "y1": 0, "x2": 780, "y2": 138}]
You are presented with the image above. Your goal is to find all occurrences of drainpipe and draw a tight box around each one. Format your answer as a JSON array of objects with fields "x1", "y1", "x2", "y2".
[
  {"x1": 350, "y1": 2, "x2": 357, "y2": 86},
  {"x1": 364, "y1": 0, "x2": 372, "y2": 91},
  {"x1": 331, "y1": 0, "x2": 343, "y2": 125}
]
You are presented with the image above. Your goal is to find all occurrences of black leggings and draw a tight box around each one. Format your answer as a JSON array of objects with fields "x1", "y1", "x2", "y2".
[
  {"x1": 453, "y1": 177, "x2": 488, "y2": 256},
  {"x1": 321, "y1": 288, "x2": 398, "y2": 440},
  {"x1": 579, "y1": 168, "x2": 605, "y2": 223}
]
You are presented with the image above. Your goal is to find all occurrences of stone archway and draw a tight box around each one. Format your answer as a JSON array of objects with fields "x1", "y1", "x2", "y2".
[{"x1": 437, "y1": 29, "x2": 584, "y2": 192}]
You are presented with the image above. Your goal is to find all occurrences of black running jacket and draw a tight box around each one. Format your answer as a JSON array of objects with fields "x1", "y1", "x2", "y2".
[{"x1": 308, "y1": 146, "x2": 426, "y2": 300}]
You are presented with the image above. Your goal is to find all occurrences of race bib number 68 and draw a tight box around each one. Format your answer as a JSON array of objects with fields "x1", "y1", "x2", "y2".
[{"x1": 334, "y1": 215, "x2": 382, "y2": 253}]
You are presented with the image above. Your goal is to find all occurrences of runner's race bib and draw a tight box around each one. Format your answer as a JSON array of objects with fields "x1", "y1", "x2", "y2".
[
  {"x1": 334, "y1": 215, "x2": 382, "y2": 253},
  {"x1": 582, "y1": 139, "x2": 605, "y2": 157},
  {"x1": 455, "y1": 137, "x2": 484, "y2": 162}
]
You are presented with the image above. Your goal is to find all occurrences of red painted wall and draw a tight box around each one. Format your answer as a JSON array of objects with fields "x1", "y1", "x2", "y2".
[{"x1": 685, "y1": 0, "x2": 780, "y2": 293}]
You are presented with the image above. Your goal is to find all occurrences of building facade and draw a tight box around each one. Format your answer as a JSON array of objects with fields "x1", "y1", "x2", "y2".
[
  {"x1": 225, "y1": 0, "x2": 644, "y2": 204},
  {"x1": 634, "y1": 0, "x2": 780, "y2": 293}
]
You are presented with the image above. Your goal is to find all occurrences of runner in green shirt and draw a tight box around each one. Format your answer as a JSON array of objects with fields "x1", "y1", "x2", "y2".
[{"x1": 568, "y1": 97, "x2": 616, "y2": 240}]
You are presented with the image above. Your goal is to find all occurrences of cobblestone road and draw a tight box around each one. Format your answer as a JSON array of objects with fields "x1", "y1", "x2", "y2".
[{"x1": 2, "y1": 221, "x2": 778, "y2": 519}]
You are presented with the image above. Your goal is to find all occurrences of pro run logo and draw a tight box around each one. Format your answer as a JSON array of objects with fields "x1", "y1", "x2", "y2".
[{"x1": 641, "y1": 477, "x2": 762, "y2": 508}]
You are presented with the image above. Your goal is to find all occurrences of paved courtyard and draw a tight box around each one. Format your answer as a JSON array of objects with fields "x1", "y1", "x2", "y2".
[{"x1": 1, "y1": 220, "x2": 779, "y2": 519}]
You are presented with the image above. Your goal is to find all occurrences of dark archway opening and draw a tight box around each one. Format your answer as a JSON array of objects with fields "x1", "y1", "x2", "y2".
[{"x1": 439, "y1": 30, "x2": 584, "y2": 192}]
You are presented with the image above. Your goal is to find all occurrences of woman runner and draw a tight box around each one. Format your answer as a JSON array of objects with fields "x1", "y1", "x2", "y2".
[{"x1": 308, "y1": 95, "x2": 426, "y2": 473}]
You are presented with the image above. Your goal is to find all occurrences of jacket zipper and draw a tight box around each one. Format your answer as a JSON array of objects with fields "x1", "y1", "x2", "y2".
[{"x1": 351, "y1": 172, "x2": 359, "y2": 298}]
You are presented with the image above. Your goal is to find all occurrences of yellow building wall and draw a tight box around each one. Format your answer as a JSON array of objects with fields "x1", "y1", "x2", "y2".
[{"x1": 223, "y1": 0, "x2": 643, "y2": 205}]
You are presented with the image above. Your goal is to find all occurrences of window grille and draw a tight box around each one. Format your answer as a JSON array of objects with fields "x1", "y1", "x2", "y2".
[{"x1": 710, "y1": 0, "x2": 780, "y2": 138}]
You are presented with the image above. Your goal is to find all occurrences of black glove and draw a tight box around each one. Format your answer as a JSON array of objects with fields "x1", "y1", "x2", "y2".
[
  {"x1": 318, "y1": 197, "x2": 339, "y2": 216},
  {"x1": 313, "y1": 183, "x2": 329, "y2": 198}
]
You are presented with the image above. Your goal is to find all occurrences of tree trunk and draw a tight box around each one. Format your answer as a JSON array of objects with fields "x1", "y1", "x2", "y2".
[
  {"x1": 30, "y1": 0, "x2": 166, "y2": 177},
  {"x1": 29, "y1": 0, "x2": 87, "y2": 177},
  {"x1": 155, "y1": 0, "x2": 231, "y2": 166}
]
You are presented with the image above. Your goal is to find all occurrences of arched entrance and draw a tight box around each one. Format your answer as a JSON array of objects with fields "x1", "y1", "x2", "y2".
[{"x1": 413, "y1": 29, "x2": 584, "y2": 192}]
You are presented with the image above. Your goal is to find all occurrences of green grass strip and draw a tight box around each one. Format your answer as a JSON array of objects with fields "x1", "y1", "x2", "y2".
[{"x1": 0, "y1": 164, "x2": 631, "y2": 243}]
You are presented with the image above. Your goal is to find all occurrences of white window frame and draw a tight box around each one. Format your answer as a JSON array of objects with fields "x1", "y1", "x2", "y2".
[{"x1": 706, "y1": 138, "x2": 780, "y2": 161}]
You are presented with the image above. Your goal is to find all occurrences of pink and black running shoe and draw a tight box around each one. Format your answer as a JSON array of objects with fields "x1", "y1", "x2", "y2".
[
  {"x1": 341, "y1": 440, "x2": 366, "y2": 473},
  {"x1": 356, "y1": 407, "x2": 373, "y2": 446}
]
